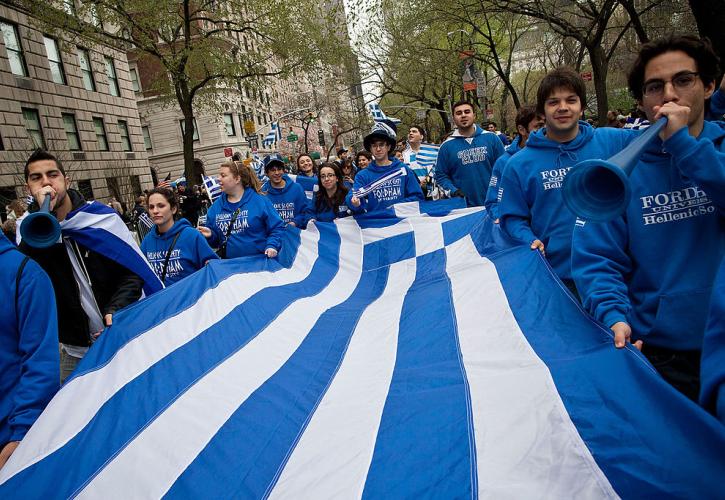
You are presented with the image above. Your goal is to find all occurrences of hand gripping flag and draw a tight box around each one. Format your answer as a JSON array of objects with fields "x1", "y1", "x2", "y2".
[
  {"x1": 17, "y1": 201, "x2": 163, "y2": 295},
  {"x1": 1, "y1": 201, "x2": 723, "y2": 498}
]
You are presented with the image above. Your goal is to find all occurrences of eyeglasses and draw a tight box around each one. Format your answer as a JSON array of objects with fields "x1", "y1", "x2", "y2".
[
  {"x1": 642, "y1": 71, "x2": 699, "y2": 97},
  {"x1": 320, "y1": 173, "x2": 337, "y2": 180}
]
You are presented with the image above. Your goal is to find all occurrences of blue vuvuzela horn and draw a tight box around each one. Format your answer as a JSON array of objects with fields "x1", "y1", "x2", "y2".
[
  {"x1": 20, "y1": 195, "x2": 62, "y2": 248},
  {"x1": 562, "y1": 117, "x2": 667, "y2": 222}
]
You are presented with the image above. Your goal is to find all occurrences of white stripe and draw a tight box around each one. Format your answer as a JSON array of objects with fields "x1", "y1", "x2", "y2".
[
  {"x1": 62, "y1": 208, "x2": 147, "y2": 263},
  {"x1": 445, "y1": 237, "x2": 618, "y2": 499},
  {"x1": 76, "y1": 222, "x2": 366, "y2": 499},
  {"x1": 269, "y1": 257, "x2": 416, "y2": 499},
  {"x1": 0, "y1": 227, "x2": 322, "y2": 483}
]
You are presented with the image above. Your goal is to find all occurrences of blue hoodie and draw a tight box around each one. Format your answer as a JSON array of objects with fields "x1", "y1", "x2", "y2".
[
  {"x1": 345, "y1": 157, "x2": 424, "y2": 214},
  {"x1": 204, "y1": 189, "x2": 285, "y2": 258},
  {"x1": 434, "y1": 124, "x2": 505, "y2": 207},
  {"x1": 141, "y1": 218, "x2": 218, "y2": 287},
  {"x1": 572, "y1": 121, "x2": 725, "y2": 350},
  {"x1": 700, "y1": 257, "x2": 725, "y2": 425},
  {"x1": 706, "y1": 89, "x2": 725, "y2": 121},
  {"x1": 289, "y1": 173, "x2": 319, "y2": 201},
  {"x1": 0, "y1": 233, "x2": 59, "y2": 445},
  {"x1": 262, "y1": 175, "x2": 312, "y2": 228},
  {"x1": 314, "y1": 192, "x2": 352, "y2": 222},
  {"x1": 484, "y1": 136, "x2": 522, "y2": 219},
  {"x1": 499, "y1": 122, "x2": 633, "y2": 281}
]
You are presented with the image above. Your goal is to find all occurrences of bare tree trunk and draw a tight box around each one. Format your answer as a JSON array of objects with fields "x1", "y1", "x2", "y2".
[{"x1": 589, "y1": 45, "x2": 610, "y2": 126}]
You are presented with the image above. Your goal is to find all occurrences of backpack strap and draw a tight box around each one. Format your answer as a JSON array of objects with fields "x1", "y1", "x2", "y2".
[{"x1": 160, "y1": 229, "x2": 184, "y2": 284}]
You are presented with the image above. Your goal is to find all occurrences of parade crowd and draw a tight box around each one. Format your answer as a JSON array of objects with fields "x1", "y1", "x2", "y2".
[{"x1": 1, "y1": 34, "x2": 725, "y2": 472}]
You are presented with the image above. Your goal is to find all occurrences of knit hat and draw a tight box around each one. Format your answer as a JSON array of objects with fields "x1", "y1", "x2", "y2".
[{"x1": 363, "y1": 120, "x2": 397, "y2": 152}]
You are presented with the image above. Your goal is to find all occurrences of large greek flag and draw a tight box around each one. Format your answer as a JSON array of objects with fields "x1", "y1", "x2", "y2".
[
  {"x1": 263, "y1": 122, "x2": 281, "y2": 148},
  {"x1": 1, "y1": 201, "x2": 723, "y2": 498}
]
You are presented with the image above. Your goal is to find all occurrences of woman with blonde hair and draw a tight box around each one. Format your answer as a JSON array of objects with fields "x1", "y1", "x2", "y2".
[{"x1": 198, "y1": 161, "x2": 284, "y2": 258}]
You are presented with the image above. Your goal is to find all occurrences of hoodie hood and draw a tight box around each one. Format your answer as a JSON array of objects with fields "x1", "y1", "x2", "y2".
[
  {"x1": 262, "y1": 174, "x2": 295, "y2": 195},
  {"x1": 367, "y1": 157, "x2": 406, "y2": 174},
  {"x1": 450, "y1": 124, "x2": 484, "y2": 139},
  {"x1": 150, "y1": 218, "x2": 193, "y2": 242},
  {"x1": 505, "y1": 136, "x2": 522, "y2": 156},
  {"x1": 527, "y1": 120, "x2": 595, "y2": 151},
  {"x1": 641, "y1": 119, "x2": 725, "y2": 163}
]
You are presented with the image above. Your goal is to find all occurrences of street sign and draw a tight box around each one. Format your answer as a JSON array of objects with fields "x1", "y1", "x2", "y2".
[
  {"x1": 287, "y1": 133, "x2": 298, "y2": 142},
  {"x1": 246, "y1": 135, "x2": 258, "y2": 147},
  {"x1": 581, "y1": 71, "x2": 593, "y2": 81},
  {"x1": 224, "y1": 147, "x2": 233, "y2": 157},
  {"x1": 243, "y1": 120, "x2": 256, "y2": 135}
]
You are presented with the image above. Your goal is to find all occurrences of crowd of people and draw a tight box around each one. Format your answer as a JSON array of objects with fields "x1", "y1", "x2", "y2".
[{"x1": 2, "y1": 34, "x2": 724, "y2": 472}]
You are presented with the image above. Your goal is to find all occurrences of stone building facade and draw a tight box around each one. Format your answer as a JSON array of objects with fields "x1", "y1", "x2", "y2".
[{"x1": 0, "y1": 2, "x2": 153, "y2": 219}]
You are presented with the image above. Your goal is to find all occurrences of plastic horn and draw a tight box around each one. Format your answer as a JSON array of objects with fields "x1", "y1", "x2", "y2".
[
  {"x1": 20, "y1": 195, "x2": 61, "y2": 248},
  {"x1": 562, "y1": 117, "x2": 667, "y2": 222}
]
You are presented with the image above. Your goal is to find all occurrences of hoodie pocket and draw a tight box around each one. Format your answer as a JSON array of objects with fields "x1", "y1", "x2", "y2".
[{"x1": 651, "y1": 287, "x2": 712, "y2": 348}]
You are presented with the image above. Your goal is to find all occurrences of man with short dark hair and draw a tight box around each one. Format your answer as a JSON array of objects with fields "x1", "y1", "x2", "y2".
[
  {"x1": 486, "y1": 121, "x2": 510, "y2": 145},
  {"x1": 434, "y1": 101, "x2": 505, "y2": 207},
  {"x1": 484, "y1": 105, "x2": 544, "y2": 220},
  {"x1": 498, "y1": 68, "x2": 633, "y2": 292},
  {"x1": 572, "y1": 36, "x2": 725, "y2": 400},
  {"x1": 18, "y1": 150, "x2": 158, "y2": 382}
]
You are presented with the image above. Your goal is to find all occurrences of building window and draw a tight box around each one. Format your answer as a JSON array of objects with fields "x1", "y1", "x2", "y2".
[
  {"x1": 77, "y1": 179, "x2": 94, "y2": 200},
  {"x1": 223, "y1": 113, "x2": 235, "y2": 136},
  {"x1": 179, "y1": 119, "x2": 199, "y2": 141},
  {"x1": 0, "y1": 22, "x2": 28, "y2": 77},
  {"x1": 22, "y1": 108, "x2": 45, "y2": 149},
  {"x1": 142, "y1": 125, "x2": 152, "y2": 150},
  {"x1": 129, "y1": 67, "x2": 140, "y2": 92},
  {"x1": 0, "y1": 131, "x2": 4, "y2": 150},
  {"x1": 256, "y1": 114, "x2": 262, "y2": 125},
  {"x1": 118, "y1": 120, "x2": 132, "y2": 151},
  {"x1": 77, "y1": 47, "x2": 95, "y2": 91},
  {"x1": 62, "y1": 113, "x2": 82, "y2": 150},
  {"x1": 104, "y1": 56, "x2": 119, "y2": 96},
  {"x1": 62, "y1": 0, "x2": 76, "y2": 16},
  {"x1": 43, "y1": 36, "x2": 67, "y2": 85},
  {"x1": 93, "y1": 117, "x2": 109, "y2": 151}
]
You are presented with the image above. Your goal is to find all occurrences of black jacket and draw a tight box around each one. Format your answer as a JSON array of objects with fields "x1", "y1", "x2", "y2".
[{"x1": 19, "y1": 189, "x2": 143, "y2": 347}]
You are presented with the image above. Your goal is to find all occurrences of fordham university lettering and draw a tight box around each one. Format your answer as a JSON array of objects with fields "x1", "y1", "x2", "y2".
[
  {"x1": 147, "y1": 249, "x2": 185, "y2": 278},
  {"x1": 640, "y1": 186, "x2": 715, "y2": 225},
  {"x1": 273, "y1": 202, "x2": 297, "y2": 223},
  {"x1": 217, "y1": 210, "x2": 250, "y2": 234},
  {"x1": 540, "y1": 167, "x2": 572, "y2": 191},
  {"x1": 456, "y1": 146, "x2": 489, "y2": 165},
  {"x1": 373, "y1": 178, "x2": 403, "y2": 202}
]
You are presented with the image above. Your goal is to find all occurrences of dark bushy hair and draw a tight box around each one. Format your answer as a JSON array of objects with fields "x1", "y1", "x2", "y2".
[
  {"x1": 452, "y1": 100, "x2": 475, "y2": 113},
  {"x1": 355, "y1": 150, "x2": 372, "y2": 163},
  {"x1": 409, "y1": 125, "x2": 426, "y2": 138},
  {"x1": 628, "y1": 35, "x2": 721, "y2": 101},
  {"x1": 315, "y1": 162, "x2": 348, "y2": 213},
  {"x1": 24, "y1": 149, "x2": 65, "y2": 181},
  {"x1": 515, "y1": 105, "x2": 539, "y2": 132},
  {"x1": 146, "y1": 187, "x2": 179, "y2": 219},
  {"x1": 536, "y1": 67, "x2": 587, "y2": 115}
]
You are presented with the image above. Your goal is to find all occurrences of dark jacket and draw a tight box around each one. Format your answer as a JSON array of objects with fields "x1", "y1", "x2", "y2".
[{"x1": 19, "y1": 189, "x2": 143, "y2": 347}]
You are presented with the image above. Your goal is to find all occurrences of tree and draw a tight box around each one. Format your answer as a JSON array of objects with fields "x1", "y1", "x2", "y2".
[
  {"x1": 24, "y1": 0, "x2": 351, "y2": 183},
  {"x1": 687, "y1": 0, "x2": 725, "y2": 71}
]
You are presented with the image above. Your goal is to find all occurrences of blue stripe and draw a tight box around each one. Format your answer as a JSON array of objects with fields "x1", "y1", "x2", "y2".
[
  {"x1": 363, "y1": 249, "x2": 475, "y2": 498},
  {"x1": 0, "y1": 229, "x2": 337, "y2": 499},
  {"x1": 164, "y1": 239, "x2": 394, "y2": 498},
  {"x1": 67, "y1": 228, "x2": 303, "y2": 378},
  {"x1": 491, "y1": 246, "x2": 725, "y2": 497}
]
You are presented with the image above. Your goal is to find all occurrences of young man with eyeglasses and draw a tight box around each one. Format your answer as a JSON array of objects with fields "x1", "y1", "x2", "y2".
[{"x1": 571, "y1": 36, "x2": 725, "y2": 401}]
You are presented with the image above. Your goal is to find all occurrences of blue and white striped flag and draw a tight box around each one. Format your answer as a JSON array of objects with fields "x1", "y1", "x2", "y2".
[
  {"x1": 1, "y1": 202, "x2": 723, "y2": 498},
  {"x1": 368, "y1": 103, "x2": 401, "y2": 124},
  {"x1": 17, "y1": 201, "x2": 163, "y2": 295},
  {"x1": 202, "y1": 174, "x2": 222, "y2": 202},
  {"x1": 263, "y1": 122, "x2": 281, "y2": 148},
  {"x1": 416, "y1": 142, "x2": 440, "y2": 168}
]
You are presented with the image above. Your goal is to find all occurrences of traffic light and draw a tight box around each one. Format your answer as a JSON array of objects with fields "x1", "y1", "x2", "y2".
[{"x1": 318, "y1": 129, "x2": 325, "y2": 147}]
